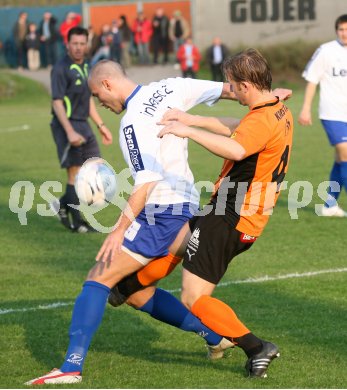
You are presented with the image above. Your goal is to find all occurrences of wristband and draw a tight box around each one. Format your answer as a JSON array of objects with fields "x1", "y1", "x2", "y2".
[{"x1": 97, "y1": 122, "x2": 105, "y2": 129}]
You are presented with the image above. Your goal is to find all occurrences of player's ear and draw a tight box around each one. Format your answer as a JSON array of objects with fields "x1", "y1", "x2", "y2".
[
  {"x1": 240, "y1": 81, "x2": 250, "y2": 92},
  {"x1": 101, "y1": 79, "x2": 111, "y2": 91}
]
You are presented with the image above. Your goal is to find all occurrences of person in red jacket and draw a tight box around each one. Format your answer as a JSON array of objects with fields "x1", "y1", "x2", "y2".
[
  {"x1": 177, "y1": 37, "x2": 201, "y2": 78},
  {"x1": 132, "y1": 12, "x2": 152, "y2": 64},
  {"x1": 60, "y1": 12, "x2": 82, "y2": 45}
]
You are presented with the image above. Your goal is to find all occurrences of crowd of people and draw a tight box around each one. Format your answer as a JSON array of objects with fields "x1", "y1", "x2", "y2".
[{"x1": 6, "y1": 7, "x2": 230, "y2": 81}]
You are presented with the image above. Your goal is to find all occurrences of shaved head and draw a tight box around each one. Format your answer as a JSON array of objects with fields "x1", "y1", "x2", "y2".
[
  {"x1": 89, "y1": 60, "x2": 126, "y2": 85},
  {"x1": 88, "y1": 60, "x2": 136, "y2": 115}
]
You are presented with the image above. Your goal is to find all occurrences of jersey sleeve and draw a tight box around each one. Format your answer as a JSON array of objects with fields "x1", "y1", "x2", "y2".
[
  {"x1": 302, "y1": 45, "x2": 326, "y2": 84},
  {"x1": 180, "y1": 78, "x2": 223, "y2": 110},
  {"x1": 232, "y1": 116, "x2": 272, "y2": 158},
  {"x1": 121, "y1": 121, "x2": 164, "y2": 186},
  {"x1": 51, "y1": 64, "x2": 68, "y2": 100}
]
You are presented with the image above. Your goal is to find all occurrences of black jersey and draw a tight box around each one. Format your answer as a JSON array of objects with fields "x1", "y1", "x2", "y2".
[{"x1": 51, "y1": 55, "x2": 90, "y2": 121}]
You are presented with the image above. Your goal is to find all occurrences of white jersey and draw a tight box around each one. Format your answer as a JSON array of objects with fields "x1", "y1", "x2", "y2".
[
  {"x1": 119, "y1": 77, "x2": 223, "y2": 205},
  {"x1": 302, "y1": 40, "x2": 347, "y2": 122}
]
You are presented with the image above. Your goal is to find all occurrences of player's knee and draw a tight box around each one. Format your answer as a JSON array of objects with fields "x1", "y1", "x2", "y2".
[{"x1": 86, "y1": 262, "x2": 125, "y2": 287}]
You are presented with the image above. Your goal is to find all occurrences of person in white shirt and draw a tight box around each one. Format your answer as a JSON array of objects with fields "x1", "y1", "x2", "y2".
[{"x1": 299, "y1": 14, "x2": 347, "y2": 217}]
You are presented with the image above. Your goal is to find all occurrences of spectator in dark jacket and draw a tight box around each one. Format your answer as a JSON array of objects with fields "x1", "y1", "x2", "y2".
[
  {"x1": 87, "y1": 25, "x2": 100, "y2": 60},
  {"x1": 13, "y1": 11, "x2": 29, "y2": 69},
  {"x1": 169, "y1": 10, "x2": 190, "y2": 66},
  {"x1": 110, "y1": 20, "x2": 121, "y2": 64},
  {"x1": 206, "y1": 37, "x2": 229, "y2": 81},
  {"x1": 118, "y1": 15, "x2": 132, "y2": 68},
  {"x1": 38, "y1": 12, "x2": 58, "y2": 67},
  {"x1": 151, "y1": 7, "x2": 170, "y2": 64}
]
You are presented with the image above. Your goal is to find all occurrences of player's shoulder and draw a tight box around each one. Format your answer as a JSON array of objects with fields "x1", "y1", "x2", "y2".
[
  {"x1": 145, "y1": 77, "x2": 183, "y2": 91},
  {"x1": 317, "y1": 40, "x2": 340, "y2": 54},
  {"x1": 52, "y1": 56, "x2": 70, "y2": 74}
]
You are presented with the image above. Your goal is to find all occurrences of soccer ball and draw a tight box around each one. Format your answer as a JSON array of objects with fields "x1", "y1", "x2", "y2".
[{"x1": 75, "y1": 158, "x2": 117, "y2": 207}]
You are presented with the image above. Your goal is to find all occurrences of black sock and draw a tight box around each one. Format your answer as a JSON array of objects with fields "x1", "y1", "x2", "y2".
[
  {"x1": 63, "y1": 184, "x2": 84, "y2": 226},
  {"x1": 59, "y1": 189, "x2": 68, "y2": 208},
  {"x1": 116, "y1": 272, "x2": 144, "y2": 297},
  {"x1": 233, "y1": 333, "x2": 263, "y2": 358}
]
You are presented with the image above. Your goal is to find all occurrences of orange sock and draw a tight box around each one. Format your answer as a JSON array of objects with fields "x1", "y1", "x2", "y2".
[
  {"x1": 137, "y1": 253, "x2": 182, "y2": 287},
  {"x1": 191, "y1": 295, "x2": 250, "y2": 340}
]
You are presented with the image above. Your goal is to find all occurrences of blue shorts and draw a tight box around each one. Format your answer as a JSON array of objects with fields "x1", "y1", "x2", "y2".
[
  {"x1": 321, "y1": 120, "x2": 347, "y2": 145},
  {"x1": 123, "y1": 203, "x2": 197, "y2": 258}
]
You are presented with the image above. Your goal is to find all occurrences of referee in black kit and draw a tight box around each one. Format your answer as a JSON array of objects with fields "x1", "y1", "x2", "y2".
[{"x1": 50, "y1": 26, "x2": 112, "y2": 233}]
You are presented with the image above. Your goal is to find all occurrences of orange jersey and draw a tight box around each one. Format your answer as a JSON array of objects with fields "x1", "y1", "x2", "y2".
[{"x1": 211, "y1": 97, "x2": 293, "y2": 237}]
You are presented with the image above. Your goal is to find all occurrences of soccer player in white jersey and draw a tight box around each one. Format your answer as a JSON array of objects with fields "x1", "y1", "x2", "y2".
[
  {"x1": 299, "y1": 14, "x2": 347, "y2": 217},
  {"x1": 25, "y1": 61, "x2": 237, "y2": 385}
]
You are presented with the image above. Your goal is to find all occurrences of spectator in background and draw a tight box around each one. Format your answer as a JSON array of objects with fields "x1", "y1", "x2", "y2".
[
  {"x1": 60, "y1": 12, "x2": 82, "y2": 45},
  {"x1": 86, "y1": 25, "x2": 100, "y2": 61},
  {"x1": 25, "y1": 23, "x2": 41, "y2": 71},
  {"x1": 38, "y1": 12, "x2": 58, "y2": 68},
  {"x1": 151, "y1": 7, "x2": 170, "y2": 65},
  {"x1": 169, "y1": 10, "x2": 190, "y2": 66},
  {"x1": 13, "y1": 11, "x2": 29, "y2": 69},
  {"x1": 118, "y1": 15, "x2": 132, "y2": 68},
  {"x1": 90, "y1": 24, "x2": 113, "y2": 67},
  {"x1": 110, "y1": 20, "x2": 121, "y2": 64},
  {"x1": 206, "y1": 37, "x2": 229, "y2": 81},
  {"x1": 177, "y1": 37, "x2": 201, "y2": 78},
  {"x1": 132, "y1": 12, "x2": 152, "y2": 65},
  {"x1": 0, "y1": 38, "x2": 4, "y2": 67}
]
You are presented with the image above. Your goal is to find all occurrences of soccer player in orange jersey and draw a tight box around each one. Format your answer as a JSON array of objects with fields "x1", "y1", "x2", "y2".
[{"x1": 157, "y1": 48, "x2": 294, "y2": 378}]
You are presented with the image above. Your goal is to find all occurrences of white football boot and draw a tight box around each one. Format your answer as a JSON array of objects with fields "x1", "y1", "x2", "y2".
[
  {"x1": 25, "y1": 368, "x2": 82, "y2": 385},
  {"x1": 321, "y1": 205, "x2": 347, "y2": 217}
]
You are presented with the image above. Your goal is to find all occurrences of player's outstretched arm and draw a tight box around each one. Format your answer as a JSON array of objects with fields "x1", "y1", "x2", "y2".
[
  {"x1": 221, "y1": 83, "x2": 237, "y2": 100},
  {"x1": 52, "y1": 99, "x2": 86, "y2": 146},
  {"x1": 298, "y1": 82, "x2": 317, "y2": 126},
  {"x1": 89, "y1": 97, "x2": 113, "y2": 145},
  {"x1": 158, "y1": 121, "x2": 245, "y2": 161},
  {"x1": 96, "y1": 181, "x2": 158, "y2": 262},
  {"x1": 160, "y1": 108, "x2": 239, "y2": 136}
]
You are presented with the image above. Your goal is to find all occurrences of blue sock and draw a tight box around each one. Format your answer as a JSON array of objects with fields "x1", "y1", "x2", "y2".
[
  {"x1": 139, "y1": 288, "x2": 222, "y2": 346},
  {"x1": 325, "y1": 162, "x2": 342, "y2": 208},
  {"x1": 60, "y1": 281, "x2": 110, "y2": 373},
  {"x1": 339, "y1": 161, "x2": 347, "y2": 193}
]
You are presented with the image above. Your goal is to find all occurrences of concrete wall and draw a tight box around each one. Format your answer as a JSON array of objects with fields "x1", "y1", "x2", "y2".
[{"x1": 192, "y1": 0, "x2": 347, "y2": 49}]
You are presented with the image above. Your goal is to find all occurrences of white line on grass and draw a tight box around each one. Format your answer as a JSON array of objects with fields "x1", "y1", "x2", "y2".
[
  {"x1": 1, "y1": 267, "x2": 346, "y2": 316},
  {"x1": 0, "y1": 301, "x2": 72, "y2": 315},
  {"x1": 168, "y1": 267, "x2": 347, "y2": 292},
  {"x1": 0, "y1": 124, "x2": 30, "y2": 133}
]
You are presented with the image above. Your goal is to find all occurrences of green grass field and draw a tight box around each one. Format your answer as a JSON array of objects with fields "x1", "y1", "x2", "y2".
[{"x1": 0, "y1": 72, "x2": 346, "y2": 389}]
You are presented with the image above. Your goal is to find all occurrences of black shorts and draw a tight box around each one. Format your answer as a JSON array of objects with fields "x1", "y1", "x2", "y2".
[
  {"x1": 51, "y1": 119, "x2": 101, "y2": 168},
  {"x1": 183, "y1": 214, "x2": 256, "y2": 284}
]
